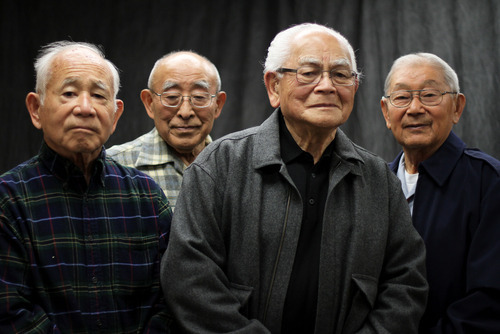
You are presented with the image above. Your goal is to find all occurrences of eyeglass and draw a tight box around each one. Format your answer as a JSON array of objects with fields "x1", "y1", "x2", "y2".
[
  {"x1": 277, "y1": 65, "x2": 357, "y2": 86},
  {"x1": 384, "y1": 89, "x2": 457, "y2": 108},
  {"x1": 151, "y1": 90, "x2": 216, "y2": 108}
]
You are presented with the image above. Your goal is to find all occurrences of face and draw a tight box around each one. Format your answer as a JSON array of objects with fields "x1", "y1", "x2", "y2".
[
  {"x1": 381, "y1": 63, "x2": 465, "y2": 155},
  {"x1": 265, "y1": 31, "x2": 358, "y2": 136},
  {"x1": 26, "y1": 48, "x2": 123, "y2": 162},
  {"x1": 142, "y1": 53, "x2": 226, "y2": 156}
]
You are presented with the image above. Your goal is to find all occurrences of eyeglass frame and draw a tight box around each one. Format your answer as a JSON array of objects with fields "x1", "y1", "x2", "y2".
[
  {"x1": 150, "y1": 90, "x2": 217, "y2": 108},
  {"x1": 276, "y1": 66, "x2": 358, "y2": 86},
  {"x1": 383, "y1": 89, "x2": 458, "y2": 108}
]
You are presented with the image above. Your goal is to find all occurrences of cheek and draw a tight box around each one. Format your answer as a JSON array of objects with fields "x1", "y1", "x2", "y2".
[
  {"x1": 197, "y1": 110, "x2": 215, "y2": 122},
  {"x1": 156, "y1": 109, "x2": 177, "y2": 122}
]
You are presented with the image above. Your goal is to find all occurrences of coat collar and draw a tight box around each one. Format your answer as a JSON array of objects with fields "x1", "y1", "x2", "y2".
[
  {"x1": 253, "y1": 109, "x2": 364, "y2": 175},
  {"x1": 390, "y1": 131, "x2": 466, "y2": 187}
]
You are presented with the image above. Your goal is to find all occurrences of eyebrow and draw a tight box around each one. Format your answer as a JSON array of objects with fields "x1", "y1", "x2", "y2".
[
  {"x1": 162, "y1": 80, "x2": 210, "y2": 92},
  {"x1": 298, "y1": 57, "x2": 352, "y2": 69},
  {"x1": 61, "y1": 77, "x2": 109, "y2": 91},
  {"x1": 392, "y1": 79, "x2": 442, "y2": 91}
]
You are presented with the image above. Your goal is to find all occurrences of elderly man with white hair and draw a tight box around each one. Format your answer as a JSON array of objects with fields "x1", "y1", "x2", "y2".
[
  {"x1": 161, "y1": 23, "x2": 428, "y2": 334},
  {"x1": 0, "y1": 41, "x2": 172, "y2": 333},
  {"x1": 381, "y1": 52, "x2": 500, "y2": 333}
]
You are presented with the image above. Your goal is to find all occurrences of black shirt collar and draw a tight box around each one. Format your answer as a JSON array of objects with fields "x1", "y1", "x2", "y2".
[{"x1": 278, "y1": 110, "x2": 335, "y2": 165}]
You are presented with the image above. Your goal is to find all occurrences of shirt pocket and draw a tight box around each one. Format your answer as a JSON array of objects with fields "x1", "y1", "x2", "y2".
[{"x1": 112, "y1": 235, "x2": 158, "y2": 286}]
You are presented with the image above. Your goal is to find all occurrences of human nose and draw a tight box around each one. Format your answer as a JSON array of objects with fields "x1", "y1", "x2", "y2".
[
  {"x1": 177, "y1": 96, "x2": 195, "y2": 119},
  {"x1": 315, "y1": 71, "x2": 336, "y2": 92},
  {"x1": 407, "y1": 93, "x2": 425, "y2": 113},
  {"x1": 74, "y1": 93, "x2": 94, "y2": 116}
]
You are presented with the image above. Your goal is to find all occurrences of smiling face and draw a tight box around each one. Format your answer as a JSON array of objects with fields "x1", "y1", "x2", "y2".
[
  {"x1": 265, "y1": 31, "x2": 358, "y2": 139},
  {"x1": 381, "y1": 63, "x2": 465, "y2": 158},
  {"x1": 142, "y1": 53, "x2": 225, "y2": 158},
  {"x1": 26, "y1": 47, "x2": 123, "y2": 163}
]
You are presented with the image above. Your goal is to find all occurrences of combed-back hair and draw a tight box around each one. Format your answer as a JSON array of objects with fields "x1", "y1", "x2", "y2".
[{"x1": 384, "y1": 52, "x2": 460, "y2": 95}]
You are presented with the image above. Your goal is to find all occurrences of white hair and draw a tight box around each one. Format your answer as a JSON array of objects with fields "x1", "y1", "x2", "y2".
[
  {"x1": 263, "y1": 23, "x2": 358, "y2": 75},
  {"x1": 384, "y1": 52, "x2": 460, "y2": 95},
  {"x1": 147, "y1": 50, "x2": 222, "y2": 92},
  {"x1": 34, "y1": 41, "x2": 121, "y2": 102}
]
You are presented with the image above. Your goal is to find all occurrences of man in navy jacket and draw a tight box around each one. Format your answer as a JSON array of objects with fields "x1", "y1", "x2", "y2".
[{"x1": 381, "y1": 52, "x2": 500, "y2": 333}]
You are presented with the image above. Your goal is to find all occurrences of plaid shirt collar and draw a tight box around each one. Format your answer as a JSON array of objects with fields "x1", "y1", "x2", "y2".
[
  {"x1": 135, "y1": 128, "x2": 212, "y2": 168},
  {"x1": 39, "y1": 141, "x2": 106, "y2": 187}
]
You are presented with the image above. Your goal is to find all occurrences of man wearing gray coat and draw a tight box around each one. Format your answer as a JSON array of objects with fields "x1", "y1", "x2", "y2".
[{"x1": 161, "y1": 23, "x2": 428, "y2": 333}]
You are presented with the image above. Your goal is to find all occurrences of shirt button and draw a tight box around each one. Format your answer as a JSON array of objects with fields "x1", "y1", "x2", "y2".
[
  {"x1": 92, "y1": 276, "x2": 98, "y2": 284},
  {"x1": 309, "y1": 198, "x2": 315, "y2": 205}
]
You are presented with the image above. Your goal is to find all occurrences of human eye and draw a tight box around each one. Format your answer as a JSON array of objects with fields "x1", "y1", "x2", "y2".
[
  {"x1": 421, "y1": 90, "x2": 439, "y2": 98},
  {"x1": 62, "y1": 90, "x2": 76, "y2": 98},
  {"x1": 193, "y1": 94, "x2": 207, "y2": 102},
  {"x1": 392, "y1": 91, "x2": 411, "y2": 102},
  {"x1": 163, "y1": 92, "x2": 180, "y2": 104},
  {"x1": 92, "y1": 92, "x2": 108, "y2": 100},
  {"x1": 332, "y1": 69, "x2": 350, "y2": 79},
  {"x1": 298, "y1": 66, "x2": 320, "y2": 78}
]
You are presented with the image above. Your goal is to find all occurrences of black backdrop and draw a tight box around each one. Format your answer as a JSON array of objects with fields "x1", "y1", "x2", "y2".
[{"x1": 2, "y1": 0, "x2": 499, "y2": 174}]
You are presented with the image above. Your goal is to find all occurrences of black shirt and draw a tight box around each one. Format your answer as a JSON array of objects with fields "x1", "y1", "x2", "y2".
[{"x1": 279, "y1": 113, "x2": 334, "y2": 333}]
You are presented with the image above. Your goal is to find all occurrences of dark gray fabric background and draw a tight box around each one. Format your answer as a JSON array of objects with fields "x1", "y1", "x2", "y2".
[{"x1": 2, "y1": 0, "x2": 499, "y2": 174}]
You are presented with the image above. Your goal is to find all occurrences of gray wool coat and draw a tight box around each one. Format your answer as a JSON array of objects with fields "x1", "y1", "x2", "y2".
[{"x1": 161, "y1": 109, "x2": 428, "y2": 334}]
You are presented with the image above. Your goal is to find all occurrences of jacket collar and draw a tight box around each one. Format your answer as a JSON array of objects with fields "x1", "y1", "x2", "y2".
[
  {"x1": 419, "y1": 131, "x2": 465, "y2": 186},
  {"x1": 253, "y1": 109, "x2": 364, "y2": 174},
  {"x1": 390, "y1": 131, "x2": 466, "y2": 187}
]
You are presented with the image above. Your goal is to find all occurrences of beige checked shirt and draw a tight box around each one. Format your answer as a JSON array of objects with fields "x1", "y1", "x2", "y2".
[{"x1": 107, "y1": 128, "x2": 211, "y2": 210}]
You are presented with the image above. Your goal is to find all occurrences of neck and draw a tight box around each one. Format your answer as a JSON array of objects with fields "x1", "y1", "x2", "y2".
[
  {"x1": 71, "y1": 153, "x2": 97, "y2": 184},
  {"x1": 176, "y1": 141, "x2": 207, "y2": 166},
  {"x1": 285, "y1": 120, "x2": 337, "y2": 164},
  {"x1": 403, "y1": 149, "x2": 432, "y2": 174}
]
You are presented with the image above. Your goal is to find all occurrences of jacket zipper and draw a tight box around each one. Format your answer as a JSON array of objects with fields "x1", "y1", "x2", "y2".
[{"x1": 263, "y1": 190, "x2": 292, "y2": 323}]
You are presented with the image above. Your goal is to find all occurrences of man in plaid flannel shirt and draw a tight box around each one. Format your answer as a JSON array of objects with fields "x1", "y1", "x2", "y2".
[{"x1": 0, "y1": 41, "x2": 172, "y2": 333}]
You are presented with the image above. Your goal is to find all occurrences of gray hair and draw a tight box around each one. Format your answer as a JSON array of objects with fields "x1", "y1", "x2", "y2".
[
  {"x1": 264, "y1": 23, "x2": 358, "y2": 75},
  {"x1": 384, "y1": 52, "x2": 460, "y2": 95},
  {"x1": 34, "y1": 41, "x2": 121, "y2": 102},
  {"x1": 147, "y1": 50, "x2": 222, "y2": 92}
]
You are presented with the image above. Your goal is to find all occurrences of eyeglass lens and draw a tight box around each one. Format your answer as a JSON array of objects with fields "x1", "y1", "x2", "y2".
[
  {"x1": 389, "y1": 89, "x2": 443, "y2": 107},
  {"x1": 296, "y1": 66, "x2": 355, "y2": 86},
  {"x1": 161, "y1": 92, "x2": 212, "y2": 108}
]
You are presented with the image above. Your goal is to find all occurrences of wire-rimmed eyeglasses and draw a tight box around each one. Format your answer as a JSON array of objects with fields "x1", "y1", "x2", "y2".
[
  {"x1": 277, "y1": 65, "x2": 358, "y2": 86},
  {"x1": 384, "y1": 89, "x2": 457, "y2": 108},
  {"x1": 151, "y1": 90, "x2": 216, "y2": 108}
]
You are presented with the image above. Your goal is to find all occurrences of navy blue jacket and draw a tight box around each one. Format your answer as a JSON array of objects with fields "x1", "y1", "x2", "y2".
[{"x1": 390, "y1": 131, "x2": 500, "y2": 334}]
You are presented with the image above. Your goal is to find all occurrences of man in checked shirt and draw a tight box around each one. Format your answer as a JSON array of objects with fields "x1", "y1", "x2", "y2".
[
  {"x1": 107, "y1": 51, "x2": 226, "y2": 210},
  {"x1": 0, "y1": 41, "x2": 173, "y2": 333}
]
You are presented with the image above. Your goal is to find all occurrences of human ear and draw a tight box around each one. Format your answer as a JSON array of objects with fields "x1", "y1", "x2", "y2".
[
  {"x1": 140, "y1": 89, "x2": 155, "y2": 120},
  {"x1": 264, "y1": 72, "x2": 281, "y2": 108},
  {"x1": 213, "y1": 91, "x2": 227, "y2": 119},
  {"x1": 26, "y1": 92, "x2": 43, "y2": 130},
  {"x1": 380, "y1": 98, "x2": 392, "y2": 130},
  {"x1": 110, "y1": 99, "x2": 124, "y2": 133},
  {"x1": 452, "y1": 93, "x2": 466, "y2": 124}
]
